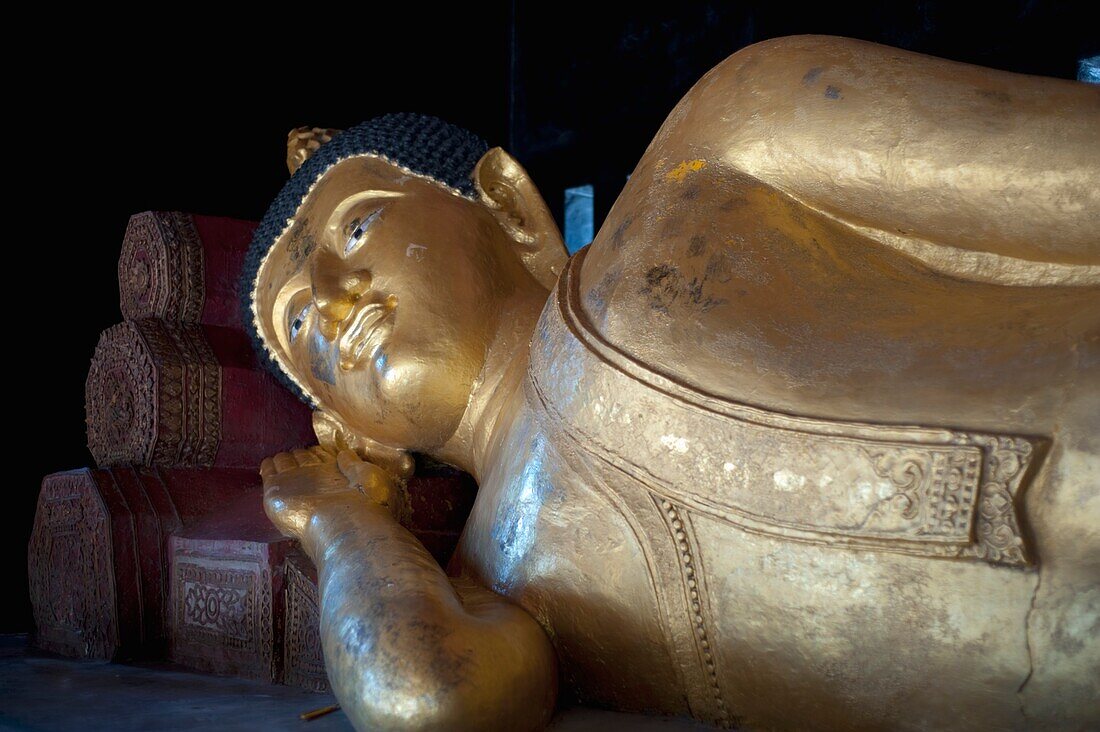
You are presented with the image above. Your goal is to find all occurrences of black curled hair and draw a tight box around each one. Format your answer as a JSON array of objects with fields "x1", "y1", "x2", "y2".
[{"x1": 238, "y1": 113, "x2": 490, "y2": 405}]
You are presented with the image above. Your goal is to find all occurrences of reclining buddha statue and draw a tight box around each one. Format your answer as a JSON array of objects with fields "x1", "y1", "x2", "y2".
[{"x1": 242, "y1": 35, "x2": 1099, "y2": 731}]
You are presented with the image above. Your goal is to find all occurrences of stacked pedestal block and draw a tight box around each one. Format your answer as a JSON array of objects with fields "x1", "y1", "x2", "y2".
[
  {"x1": 167, "y1": 493, "x2": 295, "y2": 683},
  {"x1": 282, "y1": 551, "x2": 328, "y2": 692},
  {"x1": 28, "y1": 467, "x2": 261, "y2": 660}
]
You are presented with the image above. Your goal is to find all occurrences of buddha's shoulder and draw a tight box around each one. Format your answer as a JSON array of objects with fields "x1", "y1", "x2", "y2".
[
  {"x1": 569, "y1": 178, "x2": 1099, "y2": 436},
  {"x1": 568, "y1": 34, "x2": 1098, "y2": 433},
  {"x1": 611, "y1": 35, "x2": 1098, "y2": 279}
]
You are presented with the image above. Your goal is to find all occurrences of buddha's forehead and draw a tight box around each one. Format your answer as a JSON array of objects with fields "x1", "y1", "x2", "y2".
[
  {"x1": 297, "y1": 155, "x2": 450, "y2": 222},
  {"x1": 259, "y1": 157, "x2": 418, "y2": 286}
]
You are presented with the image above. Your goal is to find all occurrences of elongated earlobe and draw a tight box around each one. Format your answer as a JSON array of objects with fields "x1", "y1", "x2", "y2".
[{"x1": 474, "y1": 147, "x2": 568, "y2": 289}]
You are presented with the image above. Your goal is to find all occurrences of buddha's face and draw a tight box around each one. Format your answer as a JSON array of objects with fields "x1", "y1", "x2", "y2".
[{"x1": 253, "y1": 155, "x2": 533, "y2": 452}]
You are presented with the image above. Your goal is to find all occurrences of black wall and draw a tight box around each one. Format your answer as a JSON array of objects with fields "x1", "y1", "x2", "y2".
[{"x1": 9, "y1": 2, "x2": 1095, "y2": 632}]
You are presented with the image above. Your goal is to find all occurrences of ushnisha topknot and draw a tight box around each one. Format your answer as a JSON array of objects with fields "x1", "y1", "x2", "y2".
[{"x1": 239, "y1": 113, "x2": 491, "y2": 405}]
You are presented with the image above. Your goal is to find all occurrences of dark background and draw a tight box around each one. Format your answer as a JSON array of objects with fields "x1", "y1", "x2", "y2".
[{"x1": 10, "y1": 2, "x2": 1096, "y2": 632}]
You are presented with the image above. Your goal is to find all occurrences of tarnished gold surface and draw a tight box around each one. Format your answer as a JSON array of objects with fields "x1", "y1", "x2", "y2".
[{"x1": 257, "y1": 36, "x2": 1099, "y2": 731}]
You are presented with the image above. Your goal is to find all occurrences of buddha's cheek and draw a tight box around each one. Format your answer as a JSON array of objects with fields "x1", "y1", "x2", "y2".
[
  {"x1": 365, "y1": 348, "x2": 475, "y2": 450},
  {"x1": 306, "y1": 325, "x2": 338, "y2": 386}
]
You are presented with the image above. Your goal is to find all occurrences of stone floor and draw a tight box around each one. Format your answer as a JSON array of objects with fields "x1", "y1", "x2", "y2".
[{"x1": 0, "y1": 636, "x2": 707, "y2": 731}]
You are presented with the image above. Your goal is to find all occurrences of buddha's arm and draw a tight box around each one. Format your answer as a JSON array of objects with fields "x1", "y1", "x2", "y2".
[{"x1": 261, "y1": 448, "x2": 558, "y2": 732}]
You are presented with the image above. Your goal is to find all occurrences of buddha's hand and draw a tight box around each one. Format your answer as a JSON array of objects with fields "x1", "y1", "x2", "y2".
[{"x1": 260, "y1": 447, "x2": 396, "y2": 539}]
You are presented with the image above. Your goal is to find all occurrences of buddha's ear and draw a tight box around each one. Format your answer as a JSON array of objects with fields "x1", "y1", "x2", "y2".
[
  {"x1": 474, "y1": 147, "x2": 568, "y2": 289},
  {"x1": 286, "y1": 127, "x2": 342, "y2": 175},
  {"x1": 312, "y1": 410, "x2": 415, "y2": 481}
]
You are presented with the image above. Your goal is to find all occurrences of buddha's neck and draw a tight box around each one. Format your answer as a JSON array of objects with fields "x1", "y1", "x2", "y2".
[{"x1": 433, "y1": 283, "x2": 548, "y2": 481}]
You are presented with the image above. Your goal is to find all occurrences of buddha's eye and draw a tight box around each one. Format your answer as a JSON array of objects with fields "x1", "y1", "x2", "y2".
[
  {"x1": 344, "y1": 208, "x2": 383, "y2": 256},
  {"x1": 289, "y1": 302, "x2": 311, "y2": 341}
]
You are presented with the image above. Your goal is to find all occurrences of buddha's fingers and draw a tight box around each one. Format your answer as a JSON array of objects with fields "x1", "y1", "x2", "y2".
[
  {"x1": 292, "y1": 448, "x2": 319, "y2": 467},
  {"x1": 309, "y1": 445, "x2": 336, "y2": 463},
  {"x1": 272, "y1": 452, "x2": 298, "y2": 473}
]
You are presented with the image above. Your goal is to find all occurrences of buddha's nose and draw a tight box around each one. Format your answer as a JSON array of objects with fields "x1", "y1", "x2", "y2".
[{"x1": 311, "y1": 252, "x2": 372, "y2": 340}]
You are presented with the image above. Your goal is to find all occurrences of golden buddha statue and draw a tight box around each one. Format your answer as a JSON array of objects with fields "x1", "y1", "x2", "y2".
[{"x1": 243, "y1": 36, "x2": 1099, "y2": 731}]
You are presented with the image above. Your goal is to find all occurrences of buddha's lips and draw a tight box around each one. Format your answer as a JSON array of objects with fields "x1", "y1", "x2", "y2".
[{"x1": 338, "y1": 302, "x2": 393, "y2": 370}]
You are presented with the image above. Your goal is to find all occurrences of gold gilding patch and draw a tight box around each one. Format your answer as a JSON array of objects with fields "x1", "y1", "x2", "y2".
[{"x1": 666, "y1": 159, "x2": 707, "y2": 182}]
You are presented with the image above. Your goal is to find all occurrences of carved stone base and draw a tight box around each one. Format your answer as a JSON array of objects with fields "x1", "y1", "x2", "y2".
[
  {"x1": 85, "y1": 318, "x2": 314, "y2": 469},
  {"x1": 27, "y1": 467, "x2": 261, "y2": 660},
  {"x1": 28, "y1": 464, "x2": 474, "y2": 676},
  {"x1": 282, "y1": 552, "x2": 328, "y2": 693},
  {"x1": 168, "y1": 495, "x2": 295, "y2": 682},
  {"x1": 119, "y1": 211, "x2": 256, "y2": 330}
]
